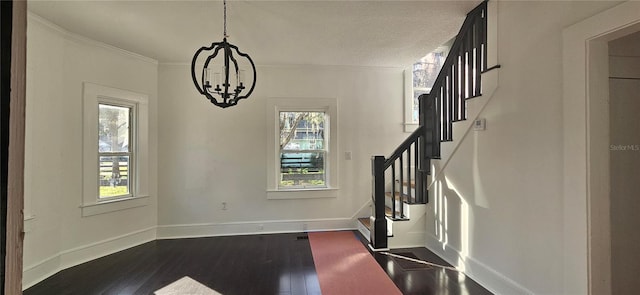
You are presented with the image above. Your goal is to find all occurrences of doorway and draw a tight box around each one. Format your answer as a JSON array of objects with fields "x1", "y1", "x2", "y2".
[
  {"x1": 608, "y1": 31, "x2": 640, "y2": 295},
  {"x1": 563, "y1": 2, "x2": 640, "y2": 294}
]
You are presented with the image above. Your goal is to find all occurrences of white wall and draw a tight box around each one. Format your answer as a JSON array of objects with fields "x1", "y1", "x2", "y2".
[
  {"x1": 156, "y1": 64, "x2": 406, "y2": 236},
  {"x1": 425, "y1": 1, "x2": 621, "y2": 294},
  {"x1": 23, "y1": 15, "x2": 158, "y2": 288},
  {"x1": 609, "y1": 33, "x2": 640, "y2": 295}
]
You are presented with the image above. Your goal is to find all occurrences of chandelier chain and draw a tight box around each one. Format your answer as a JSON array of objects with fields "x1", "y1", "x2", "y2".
[{"x1": 223, "y1": 0, "x2": 228, "y2": 38}]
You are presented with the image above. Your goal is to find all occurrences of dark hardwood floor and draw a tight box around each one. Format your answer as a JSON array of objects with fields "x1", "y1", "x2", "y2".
[
  {"x1": 352, "y1": 233, "x2": 491, "y2": 295},
  {"x1": 24, "y1": 231, "x2": 491, "y2": 295}
]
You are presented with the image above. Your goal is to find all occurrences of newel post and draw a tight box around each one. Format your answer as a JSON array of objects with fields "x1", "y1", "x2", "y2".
[{"x1": 371, "y1": 156, "x2": 387, "y2": 250}]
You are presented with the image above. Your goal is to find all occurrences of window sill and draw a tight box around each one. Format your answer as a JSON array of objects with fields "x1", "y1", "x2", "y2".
[
  {"x1": 267, "y1": 187, "x2": 339, "y2": 200},
  {"x1": 81, "y1": 195, "x2": 150, "y2": 217}
]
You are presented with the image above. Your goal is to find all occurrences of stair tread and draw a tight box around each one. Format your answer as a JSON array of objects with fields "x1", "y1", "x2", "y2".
[
  {"x1": 384, "y1": 206, "x2": 410, "y2": 221},
  {"x1": 395, "y1": 180, "x2": 416, "y2": 188},
  {"x1": 358, "y1": 217, "x2": 371, "y2": 230},
  {"x1": 385, "y1": 206, "x2": 396, "y2": 216},
  {"x1": 385, "y1": 192, "x2": 417, "y2": 203}
]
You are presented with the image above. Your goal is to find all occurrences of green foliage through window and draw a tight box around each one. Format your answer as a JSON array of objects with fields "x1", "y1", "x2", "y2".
[{"x1": 279, "y1": 111, "x2": 327, "y2": 188}]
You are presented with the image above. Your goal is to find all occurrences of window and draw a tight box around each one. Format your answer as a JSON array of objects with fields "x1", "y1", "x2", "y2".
[
  {"x1": 266, "y1": 98, "x2": 338, "y2": 199},
  {"x1": 98, "y1": 103, "x2": 134, "y2": 198},
  {"x1": 279, "y1": 111, "x2": 326, "y2": 189},
  {"x1": 82, "y1": 83, "x2": 150, "y2": 216},
  {"x1": 404, "y1": 44, "x2": 451, "y2": 131}
]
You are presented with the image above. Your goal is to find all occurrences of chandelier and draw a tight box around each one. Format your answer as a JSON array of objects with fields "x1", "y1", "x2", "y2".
[{"x1": 191, "y1": 0, "x2": 256, "y2": 108}]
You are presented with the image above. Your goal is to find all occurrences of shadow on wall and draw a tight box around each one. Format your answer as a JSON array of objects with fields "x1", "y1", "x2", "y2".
[
  {"x1": 432, "y1": 176, "x2": 469, "y2": 270},
  {"x1": 429, "y1": 135, "x2": 492, "y2": 273}
]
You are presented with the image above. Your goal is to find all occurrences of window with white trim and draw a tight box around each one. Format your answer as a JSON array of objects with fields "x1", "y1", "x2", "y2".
[
  {"x1": 82, "y1": 83, "x2": 150, "y2": 216},
  {"x1": 279, "y1": 111, "x2": 327, "y2": 189},
  {"x1": 266, "y1": 98, "x2": 338, "y2": 198},
  {"x1": 98, "y1": 102, "x2": 134, "y2": 198}
]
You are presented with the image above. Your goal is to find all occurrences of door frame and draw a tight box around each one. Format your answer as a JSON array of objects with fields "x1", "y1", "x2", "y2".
[
  {"x1": 2, "y1": 0, "x2": 26, "y2": 293},
  {"x1": 563, "y1": 2, "x2": 640, "y2": 294}
]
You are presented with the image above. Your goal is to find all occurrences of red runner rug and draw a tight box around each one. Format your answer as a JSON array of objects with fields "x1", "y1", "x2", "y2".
[{"x1": 308, "y1": 231, "x2": 402, "y2": 295}]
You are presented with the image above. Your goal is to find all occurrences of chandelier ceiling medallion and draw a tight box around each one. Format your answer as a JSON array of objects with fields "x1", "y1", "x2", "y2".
[{"x1": 191, "y1": 0, "x2": 256, "y2": 108}]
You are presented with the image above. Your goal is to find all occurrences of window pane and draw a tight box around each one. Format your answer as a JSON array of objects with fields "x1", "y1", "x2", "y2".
[
  {"x1": 413, "y1": 51, "x2": 447, "y2": 90},
  {"x1": 99, "y1": 155, "x2": 130, "y2": 198},
  {"x1": 279, "y1": 111, "x2": 325, "y2": 150},
  {"x1": 280, "y1": 152, "x2": 325, "y2": 188},
  {"x1": 99, "y1": 104, "x2": 130, "y2": 152},
  {"x1": 413, "y1": 89, "x2": 429, "y2": 122},
  {"x1": 412, "y1": 48, "x2": 448, "y2": 123}
]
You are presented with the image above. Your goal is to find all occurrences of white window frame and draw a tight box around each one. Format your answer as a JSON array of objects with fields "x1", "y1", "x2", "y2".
[
  {"x1": 278, "y1": 110, "x2": 328, "y2": 190},
  {"x1": 266, "y1": 98, "x2": 338, "y2": 199},
  {"x1": 403, "y1": 67, "x2": 420, "y2": 132},
  {"x1": 82, "y1": 83, "x2": 150, "y2": 216},
  {"x1": 98, "y1": 101, "x2": 135, "y2": 199}
]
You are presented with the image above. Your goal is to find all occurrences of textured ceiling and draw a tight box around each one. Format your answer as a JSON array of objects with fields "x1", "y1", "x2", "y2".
[{"x1": 28, "y1": 0, "x2": 481, "y2": 67}]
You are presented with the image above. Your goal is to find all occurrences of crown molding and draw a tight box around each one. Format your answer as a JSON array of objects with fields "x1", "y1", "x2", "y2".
[{"x1": 27, "y1": 12, "x2": 158, "y2": 65}]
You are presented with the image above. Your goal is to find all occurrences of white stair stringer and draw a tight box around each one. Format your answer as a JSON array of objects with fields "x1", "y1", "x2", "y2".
[
  {"x1": 387, "y1": 203, "x2": 427, "y2": 248},
  {"x1": 430, "y1": 68, "x2": 500, "y2": 187},
  {"x1": 357, "y1": 218, "x2": 371, "y2": 241}
]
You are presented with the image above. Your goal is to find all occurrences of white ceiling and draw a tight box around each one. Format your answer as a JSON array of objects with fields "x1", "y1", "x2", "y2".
[{"x1": 28, "y1": 0, "x2": 481, "y2": 67}]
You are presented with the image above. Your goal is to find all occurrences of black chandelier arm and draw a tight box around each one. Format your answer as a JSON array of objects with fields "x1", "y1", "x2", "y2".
[
  {"x1": 191, "y1": 42, "x2": 224, "y2": 95},
  {"x1": 203, "y1": 46, "x2": 225, "y2": 95},
  {"x1": 227, "y1": 48, "x2": 241, "y2": 90},
  {"x1": 209, "y1": 96, "x2": 237, "y2": 108},
  {"x1": 227, "y1": 43, "x2": 257, "y2": 102},
  {"x1": 190, "y1": 47, "x2": 207, "y2": 95}
]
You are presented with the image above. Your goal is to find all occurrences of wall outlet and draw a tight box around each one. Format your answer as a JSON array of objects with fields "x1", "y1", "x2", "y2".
[{"x1": 258, "y1": 224, "x2": 264, "y2": 230}]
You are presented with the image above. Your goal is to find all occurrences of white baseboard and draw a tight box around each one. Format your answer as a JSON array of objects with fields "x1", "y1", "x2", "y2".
[
  {"x1": 389, "y1": 231, "x2": 427, "y2": 249},
  {"x1": 425, "y1": 233, "x2": 533, "y2": 295},
  {"x1": 23, "y1": 227, "x2": 157, "y2": 290},
  {"x1": 156, "y1": 218, "x2": 356, "y2": 239},
  {"x1": 22, "y1": 255, "x2": 60, "y2": 291}
]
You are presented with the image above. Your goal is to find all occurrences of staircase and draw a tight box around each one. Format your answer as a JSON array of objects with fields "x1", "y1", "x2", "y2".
[{"x1": 358, "y1": 0, "x2": 499, "y2": 250}]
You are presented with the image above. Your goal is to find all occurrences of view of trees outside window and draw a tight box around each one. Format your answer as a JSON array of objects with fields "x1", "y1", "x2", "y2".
[
  {"x1": 412, "y1": 49, "x2": 448, "y2": 122},
  {"x1": 279, "y1": 111, "x2": 326, "y2": 188},
  {"x1": 98, "y1": 103, "x2": 132, "y2": 198}
]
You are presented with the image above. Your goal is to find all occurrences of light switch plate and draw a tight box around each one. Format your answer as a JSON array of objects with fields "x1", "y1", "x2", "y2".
[{"x1": 473, "y1": 118, "x2": 486, "y2": 131}]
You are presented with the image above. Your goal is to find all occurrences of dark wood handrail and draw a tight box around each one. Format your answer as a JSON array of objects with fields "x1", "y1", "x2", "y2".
[
  {"x1": 425, "y1": 1, "x2": 487, "y2": 104},
  {"x1": 384, "y1": 126, "x2": 423, "y2": 169}
]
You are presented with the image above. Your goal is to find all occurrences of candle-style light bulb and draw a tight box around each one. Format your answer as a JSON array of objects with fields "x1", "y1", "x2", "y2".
[
  {"x1": 239, "y1": 69, "x2": 246, "y2": 88},
  {"x1": 204, "y1": 67, "x2": 210, "y2": 86},
  {"x1": 214, "y1": 72, "x2": 221, "y2": 87}
]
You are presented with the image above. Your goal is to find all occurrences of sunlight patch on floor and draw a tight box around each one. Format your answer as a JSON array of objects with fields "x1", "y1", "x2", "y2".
[{"x1": 154, "y1": 276, "x2": 222, "y2": 295}]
